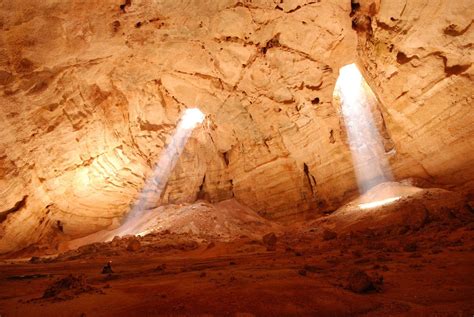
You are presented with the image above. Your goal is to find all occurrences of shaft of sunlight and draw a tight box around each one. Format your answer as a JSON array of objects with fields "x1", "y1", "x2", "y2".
[
  {"x1": 118, "y1": 108, "x2": 205, "y2": 236},
  {"x1": 334, "y1": 63, "x2": 396, "y2": 207}
]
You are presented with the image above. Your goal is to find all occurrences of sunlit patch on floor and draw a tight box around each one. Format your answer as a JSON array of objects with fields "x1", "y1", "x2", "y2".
[{"x1": 358, "y1": 196, "x2": 401, "y2": 209}]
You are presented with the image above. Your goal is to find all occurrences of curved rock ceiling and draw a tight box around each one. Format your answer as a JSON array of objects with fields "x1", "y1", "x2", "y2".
[{"x1": 0, "y1": 0, "x2": 472, "y2": 253}]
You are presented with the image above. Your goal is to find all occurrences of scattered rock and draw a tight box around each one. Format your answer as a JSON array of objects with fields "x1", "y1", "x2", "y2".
[
  {"x1": 467, "y1": 201, "x2": 474, "y2": 212},
  {"x1": 403, "y1": 242, "x2": 418, "y2": 252},
  {"x1": 298, "y1": 269, "x2": 307, "y2": 276},
  {"x1": 372, "y1": 264, "x2": 389, "y2": 272},
  {"x1": 29, "y1": 256, "x2": 41, "y2": 264},
  {"x1": 347, "y1": 269, "x2": 383, "y2": 293},
  {"x1": 103, "y1": 274, "x2": 119, "y2": 281},
  {"x1": 42, "y1": 274, "x2": 102, "y2": 300},
  {"x1": 127, "y1": 237, "x2": 141, "y2": 251},
  {"x1": 7, "y1": 274, "x2": 49, "y2": 280},
  {"x1": 155, "y1": 264, "x2": 167, "y2": 272},
  {"x1": 262, "y1": 232, "x2": 277, "y2": 251},
  {"x1": 303, "y1": 265, "x2": 320, "y2": 273}
]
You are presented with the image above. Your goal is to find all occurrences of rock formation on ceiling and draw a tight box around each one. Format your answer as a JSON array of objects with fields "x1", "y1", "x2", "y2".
[{"x1": 0, "y1": 0, "x2": 472, "y2": 253}]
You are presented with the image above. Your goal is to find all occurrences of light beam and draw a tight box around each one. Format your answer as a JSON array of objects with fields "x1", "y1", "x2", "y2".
[
  {"x1": 119, "y1": 107, "x2": 205, "y2": 235},
  {"x1": 334, "y1": 63, "x2": 396, "y2": 201}
]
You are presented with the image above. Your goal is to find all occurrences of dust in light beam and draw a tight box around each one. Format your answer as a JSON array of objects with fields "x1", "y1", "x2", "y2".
[
  {"x1": 119, "y1": 108, "x2": 205, "y2": 235},
  {"x1": 334, "y1": 63, "x2": 398, "y2": 208}
]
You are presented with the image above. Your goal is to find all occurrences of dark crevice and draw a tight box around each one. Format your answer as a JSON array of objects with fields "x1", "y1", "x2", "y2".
[
  {"x1": 229, "y1": 179, "x2": 234, "y2": 198},
  {"x1": 287, "y1": 5, "x2": 301, "y2": 13},
  {"x1": 445, "y1": 64, "x2": 471, "y2": 76},
  {"x1": 261, "y1": 34, "x2": 280, "y2": 55},
  {"x1": 263, "y1": 138, "x2": 272, "y2": 152},
  {"x1": 352, "y1": 15, "x2": 372, "y2": 33},
  {"x1": 222, "y1": 151, "x2": 230, "y2": 166},
  {"x1": 350, "y1": 0, "x2": 360, "y2": 17},
  {"x1": 396, "y1": 51, "x2": 416, "y2": 64},
  {"x1": 305, "y1": 81, "x2": 323, "y2": 90},
  {"x1": 376, "y1": 20, "x2": 399, "y2": 31},
  {"x1": 197, "y1": 175, "x2": 206, "y2": 200},
  {"x1": 444, "y1": 22, "x2": 472, "y2": 36},
  {"x1": 434, "y1": 53, "x2": 471, "y2": 76},
  {"x1": 120, "y1": 0, "x2": 131, "y2": 13},
  {"x1": 56, "y1": 220, "x2": 64, "y2": 233},
  {"x1": 285, "y1": 1, "x2": 319, "y2": 14},
  {"x1": 303, "y1": 163, "x2": 317, "y2": 197},
  {"x1": 350, "y1": 0, "x2": 373, "y2": 34},
  {"x1": 329, "y1": 129, "x2": 335, "y2": 144},
  {"x1": 0, "y1": 195, "x2": 28, "y2": 223}
]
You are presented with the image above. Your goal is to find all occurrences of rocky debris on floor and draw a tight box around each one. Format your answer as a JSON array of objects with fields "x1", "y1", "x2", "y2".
[
  {"x1": 467, "y1": 201, "x2": 474, "y2": 212},
  {"x1": 41, "y1": 274, "x2": 103, "y2": 301},
  {"x1": 53, "y1": 232, "x2": 201, "y2": 262},
  {"x1": 307, "y1": 185, "x2": 474, "y2": 243},
  {"x1": 1, "y1": 204, "x2": 473, "y2": 316},
  {"x1": 262, "y1": 232, "x2": 277, "y2": 251},
  {"x1": 7, "y1": 274, "x2": 49, "y2": 280},
  {"x1": 322, "y1": 229, "x2": 338, "y2": 241},
  {"x1": 372, "y1": 264, "x2": 389, "y2": 272},
  {"x1": 303, "y1": 264, "x2": 322, "y2": 273},
  {"x1": 126, "y1": 237, "x2": 141, "y2": 252},
  {"x1": 155, "y1": 264, "x2": 167, "y2": 272},
  {"x1": 403, "y1": 242, "x2": 418, "y2": 252},
  {"x1": 298, "y1": 269, "x2": 307, "y2": 276},
  {"x1": 346, "y1": 269, "x2": 383, "y2": 293}
]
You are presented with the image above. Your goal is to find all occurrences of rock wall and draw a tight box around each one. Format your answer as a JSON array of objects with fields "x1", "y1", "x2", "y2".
[
  {"x1": 353, "y1": 0, "x2": 473, "y2": 188},
  {"x1": 0, "y1": 0, "x2": 472, "y2": 253}
]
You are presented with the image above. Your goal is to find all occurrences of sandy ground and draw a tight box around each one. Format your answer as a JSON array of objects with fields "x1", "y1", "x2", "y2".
[{"x1": 0, "y1": 185, "x2": 473, "y2": 316}]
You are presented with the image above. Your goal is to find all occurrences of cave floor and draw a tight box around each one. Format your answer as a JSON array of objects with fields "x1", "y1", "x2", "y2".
[{"x1": 0, "y1": 223, "x2": 473, "y2": 317}]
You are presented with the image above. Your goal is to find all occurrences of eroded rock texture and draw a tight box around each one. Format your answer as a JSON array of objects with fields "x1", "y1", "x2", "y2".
[
  {"x1": 0, "y1": 0, "x2": 472, "y2": 253},
  {"x1": 354, "y1": 0, "x2": 473, "y2": 187}
]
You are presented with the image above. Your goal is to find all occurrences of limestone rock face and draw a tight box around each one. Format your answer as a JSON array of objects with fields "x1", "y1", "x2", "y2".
[
  {"x1": 353, "y1": 0, "x2": 474, "y2": 188},
  {"x1": 0, "y1": 0, "x2": 472, "y2": 253}
]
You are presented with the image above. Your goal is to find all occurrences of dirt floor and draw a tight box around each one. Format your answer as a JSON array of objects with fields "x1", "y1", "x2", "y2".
[{"x1": 1, "y1": 185, "x2": 473, "y2": 316}]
